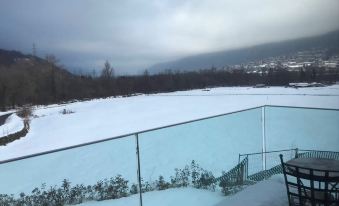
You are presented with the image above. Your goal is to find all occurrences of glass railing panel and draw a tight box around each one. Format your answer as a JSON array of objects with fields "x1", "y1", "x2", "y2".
[
  {"x1": 138, "y1": 108, "x2": 262, "y2": 203},
  {"x1": 264, "y1": 149, "x2": 296, "y2": 171},
  {"x1": 263, "y1": 106, "x2": 339, "y2": 170},
  {"x1": 0, "y1": 135, "x2": 138, "y2": 206},
  {"x1": 3, "y1": 105, "x2": 335, "y2": 205},
  {"x1": 266, "y1": 106, "x2": 339, "y2": 152}
]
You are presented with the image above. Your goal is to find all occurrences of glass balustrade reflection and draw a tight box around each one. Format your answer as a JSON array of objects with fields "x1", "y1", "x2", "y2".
[
  {"x1": 265, "y1": 106, "x2": 339, "y2": 152},
  {"x1": 251, "y1": 106, "x2": 339, "y2": 173},
  {"x1": 0, "y1": 135, "x2": 138, "y2": 206},
  {"x1": 2, "y1": 106, "x2": 336, "y2": 205},
  {"x1": 138, "y1": 108, "x2": 262, "y2": 204}
]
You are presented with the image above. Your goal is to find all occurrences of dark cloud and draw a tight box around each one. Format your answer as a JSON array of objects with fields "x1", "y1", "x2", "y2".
[{"x1": 1, "y1": 0, "x2": 339, "y2": 74}]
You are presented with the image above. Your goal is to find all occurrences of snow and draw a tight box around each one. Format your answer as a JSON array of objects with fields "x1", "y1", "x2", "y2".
[
  {"x1": 1, "y1": 86, "x2": 338, "y2": 160},
  {"x1": 77, "y1": 176, "x2": 288, "y2": 206},
  {"x1": 215, "y1": 175, "x2": 288, "y2": 206},
  {"x1": 0, "y1": 86, "x2": 338, "y2": 202},
  {"x1": 0, "y1": 113, "x2": 24, "y2": 138},
  {"x1": 79, "y1": 188, "x2": 224, "y2": 206}
]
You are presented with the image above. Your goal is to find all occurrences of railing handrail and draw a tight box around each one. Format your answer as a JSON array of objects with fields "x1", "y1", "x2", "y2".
[
  {"x1": 298, "y1": 149, "x2": 339, "y2": 153},
  {"x1": 239, "y1": 149, "x2": 339, "y2": 157},
  {"x1": 0, "y1": 104, "x2": 338, "y2": 165},
  {"x1": 239, "y1": 148, "x2": 298, "y2": 157},
  {"x1": 0, "y1": 105, "x2": 263, "y2": 165},
  {"x1": 265, "y1": 104, "x2": 339, "y2": 111}
]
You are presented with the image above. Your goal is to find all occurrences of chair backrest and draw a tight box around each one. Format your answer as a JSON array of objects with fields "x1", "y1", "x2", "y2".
[{"x1": 280, "y1": 154, "x2": 339, "y2": 206}]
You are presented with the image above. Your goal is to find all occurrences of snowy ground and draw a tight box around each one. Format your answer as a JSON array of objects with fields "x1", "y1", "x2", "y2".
[
  {"x1": 0, "y1": 85, "x2": 338, "y2": 205},
  {"x1": 79, "y1": 187, "x2": 225, "y2": 206},
  {"x1": 0, "y1": 113, "x2": 24, "y2": 137},
  {"x1": 1, "y1": 85, "x2": 338, "y2": 160},
  {"x1": 76, "y1": 175, "x2": 288, "y2": 206},
  {"x1": 215, "y1": 175, "x2": 288, "y2": 206}
]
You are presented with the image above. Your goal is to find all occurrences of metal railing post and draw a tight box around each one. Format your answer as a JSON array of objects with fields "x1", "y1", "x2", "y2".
[
  {"x1": 246, "y1": 154, "x2": 249, "y2": 179},
  {"x1": 135, "y1": 133, "x2": 143, "y2": 206},
  {"x1": 261, "y1": 106, "x2": 267, "y2": 170}
]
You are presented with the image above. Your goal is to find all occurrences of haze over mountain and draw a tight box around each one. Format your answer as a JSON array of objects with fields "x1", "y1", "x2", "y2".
[
  {"x1": 149, "y1": 29, "x2": 339, "y2": 73},
  {"x1": 1, "y1": 0, "x2": 339, "y2": 74}
]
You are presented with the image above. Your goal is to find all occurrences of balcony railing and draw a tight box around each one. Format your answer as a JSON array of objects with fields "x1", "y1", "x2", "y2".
[{"x1": 0, "y1": 105, "x2": 338, "y2": 206}]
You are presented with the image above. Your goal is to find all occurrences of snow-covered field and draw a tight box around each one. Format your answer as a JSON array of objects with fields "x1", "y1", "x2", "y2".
[
  {"x1": 1, "y1": 86, "x2": 339, "y2": 160},
  {"x1": 0, "y1": 86, "x2": 338, "y2": 205}
]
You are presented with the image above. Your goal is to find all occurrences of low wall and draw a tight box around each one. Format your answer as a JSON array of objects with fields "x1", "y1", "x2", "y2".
[{"x1": 0, "y1": 120, "x2": 29, "y2": 146}]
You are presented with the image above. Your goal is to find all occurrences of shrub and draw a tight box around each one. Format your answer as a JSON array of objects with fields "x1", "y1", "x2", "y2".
[
  {"x1": 130, "y1": 184, "x2": 138, "y2": 195},
  {"x1": 156, "y1": 176, "x2": 170, "y2": 190},
  {"x1": 0, "y1": 161, "x2": 220, "y2": 205},
  {"x1": 17, "y1": 105, "x2": 33, "y2": 119},
  {"x1": 196, "y1": 171, "x2": 216, "y2": 191},
  {"x1": 60, "y1": 108, "x2": 74, "y2": 115},
  {"x1": 170, "y1": 166, "x2": 190, "y2": 188}
]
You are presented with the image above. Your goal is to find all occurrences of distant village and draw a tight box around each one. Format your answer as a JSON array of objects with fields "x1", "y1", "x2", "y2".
[
  {"x1": 223, "y1": 49, "x2": 339, "y2": 88},
  {"x1": 228, "y1": 48, "x2": 339, "y2": 73}
]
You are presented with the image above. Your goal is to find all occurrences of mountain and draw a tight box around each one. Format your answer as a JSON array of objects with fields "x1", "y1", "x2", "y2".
[
  {"x1": 0, "y1": 49, "x2": 81, "y2": 109},
  {"x1": 149, "y1": 30, "x2": 339, "y2": 73},
  {"x1": 0, "y1": 49, "x2": 33, "y2": 66},
  {"x1": 0, "y1": 49, "x2": 73, "y2": 75}
]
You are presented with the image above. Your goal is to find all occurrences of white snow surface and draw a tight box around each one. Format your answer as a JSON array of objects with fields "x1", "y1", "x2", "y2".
[
  {"x1": 215, "y1": 175, "x2": 288, "y2": 206},
  {"x1": 79, "y1": 187, "x2": 225, "y2": 206},
  {"x1": 1, "y1": 86, "x2": 339, "y2": 160},
  {"x1": 0, "y1": 114, "x2": 24, "y2": 138},
  {"x1": 77, "y1": 175, "x2": 287, "y2": 206},
  {"x1": 0, "y1": 86, "x2": 338, "y2": 198}
]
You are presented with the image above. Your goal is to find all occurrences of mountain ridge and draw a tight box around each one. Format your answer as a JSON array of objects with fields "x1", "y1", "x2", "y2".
[{"x1": 149, "y1": 29, "x2": 339, "y2": 73}]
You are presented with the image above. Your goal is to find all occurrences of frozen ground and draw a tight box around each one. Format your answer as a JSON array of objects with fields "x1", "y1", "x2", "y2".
[
  {"x1": 1, "y1": 85, "x2": 338, "y2": 160},
  {"x1": 0, "y1": 85, "x2": 338, "y2": 203},
  {"x1": 77, "y1": 175, "x2": 287, "y2": 206},
  {"x1": 79, "y1": 187, "x2": 225, "y2": 206},
  {"x1": 215, "y1": 175, "x2": 288, "y2": 206}
]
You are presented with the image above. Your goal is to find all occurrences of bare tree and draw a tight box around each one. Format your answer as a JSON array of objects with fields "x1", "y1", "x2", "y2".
[
  {"x1": 101, "y1": 60, "x2": 114, "y2": 79},
  {"x1": 45, "y1": 54, "x2": 59, "y2": 66}
]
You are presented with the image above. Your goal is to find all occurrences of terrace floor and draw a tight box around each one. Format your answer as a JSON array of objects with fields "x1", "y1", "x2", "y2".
[
  {"x1": 216, "y1": 175, "x2": 288, "y2": 206},
  {"x1": 77, "y1": 175, "x2": 288, "y2": 206}
]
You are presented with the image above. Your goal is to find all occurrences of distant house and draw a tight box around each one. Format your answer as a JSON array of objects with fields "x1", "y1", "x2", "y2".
[
  {"x1": 323, "y1": 61, "x2": 338, "y2": 68},
  {"x1": 289, "y1": 82, "x2": 325, "y2": 88},
  {"x1": 289, "y1": 83, "x2": 310, "y2": 88},
  {"x1": 254, "y1": 84, "x2": 266, "y2": 88}
]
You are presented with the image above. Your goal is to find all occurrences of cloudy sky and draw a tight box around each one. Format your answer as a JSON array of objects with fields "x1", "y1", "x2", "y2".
[{"x1": 1, "y1": 0, "x2": 339, "y2": 74}]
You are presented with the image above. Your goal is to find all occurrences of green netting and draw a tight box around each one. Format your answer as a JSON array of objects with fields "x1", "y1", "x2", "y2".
[
  {"x1": 248, "y1": 150, "x2": 339, "y2": 182},
  {"x1": 298, "y1": 151, "x2": 339, "y2": 160},
  {"x1": 214, "y1": 157, "x2": 248, "y2": 186},
  {"x1": 248, "y1": 164, "x2": 282, "y2": 181},
  {"x1": 216, "y1": 150, "x2": 339, "y2": 189}
]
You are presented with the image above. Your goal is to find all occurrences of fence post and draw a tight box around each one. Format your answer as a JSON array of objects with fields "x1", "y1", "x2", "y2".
[
  {"x1": 261, "y1": 106, "x2": 267, "y2": 170},
  {"x1": 246, "y1": 154, "x2": 249, "y2": 179},
  {"x1": 135, "y1": 133, "x2": 143, "y2": 206}
]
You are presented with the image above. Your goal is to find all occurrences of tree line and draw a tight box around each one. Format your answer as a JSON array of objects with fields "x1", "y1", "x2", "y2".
[{"x1": 0, "y1": 56, "x2": 338, "y2": 111}]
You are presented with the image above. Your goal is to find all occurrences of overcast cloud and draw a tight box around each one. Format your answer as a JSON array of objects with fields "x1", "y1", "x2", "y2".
[{"x1": 0, "y1": 0, "x2": 339, "y2": 74}]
